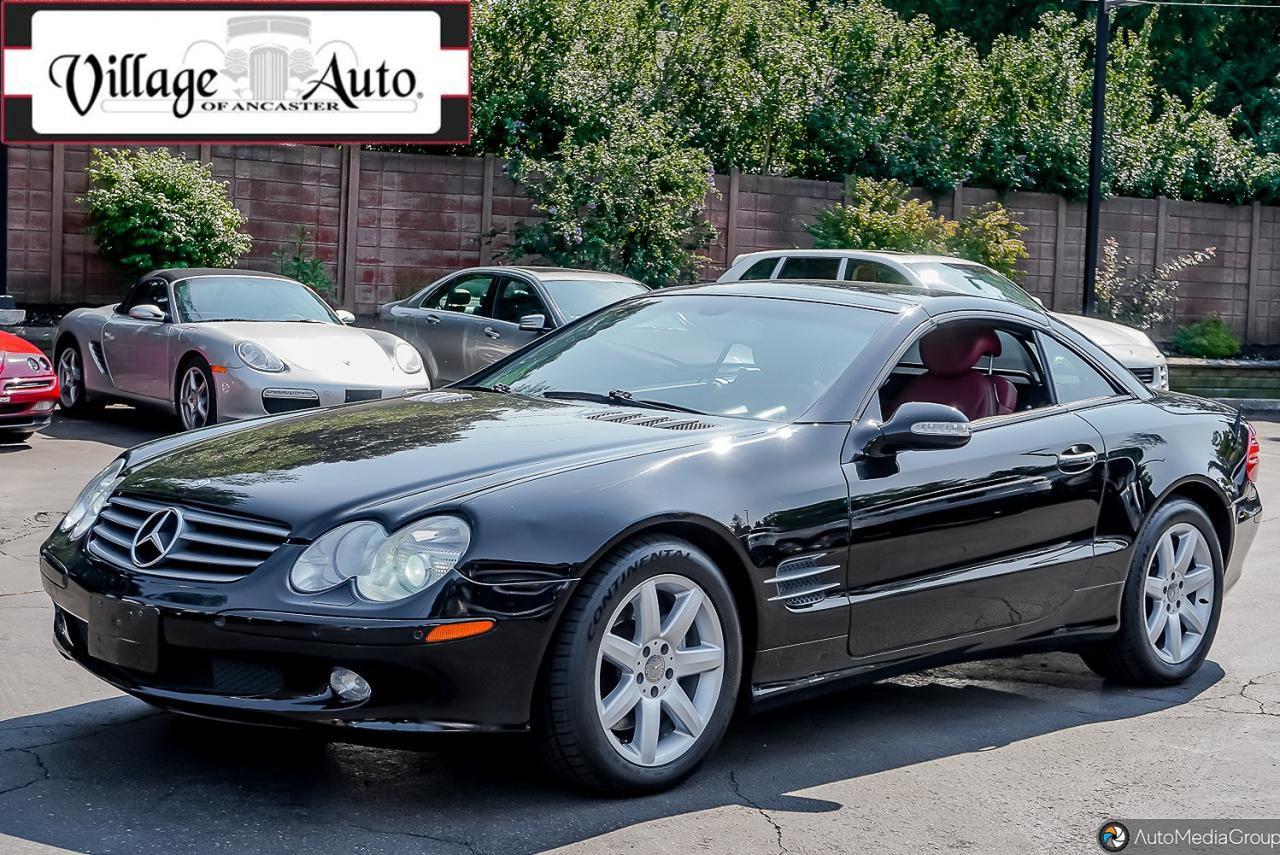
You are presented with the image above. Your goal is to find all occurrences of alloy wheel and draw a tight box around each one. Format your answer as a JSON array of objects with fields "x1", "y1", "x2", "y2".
[
  {"x1": 594, "y1": 573, "x2": 726, "y2": 767},
  {"x1": 57, "y1": 348, "x2": 81, "y2": 408},
  {"x1": 1144, "y1": 522, "x2": 1215, "y2": 665},
  {"x1": 179, "y1": 366, "x2": 211, "y2": 430}
]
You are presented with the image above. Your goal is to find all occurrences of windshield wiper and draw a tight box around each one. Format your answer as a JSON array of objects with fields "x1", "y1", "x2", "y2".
[
  {"x1": 198, "y1": 317, "x2": 266, "y2": 323},
  {"x1": 541, "y1": 389, "x2": 707, "y2": 415},
  {"x1": 453, "y1": 383, "x2": 511, "y2": 394}
]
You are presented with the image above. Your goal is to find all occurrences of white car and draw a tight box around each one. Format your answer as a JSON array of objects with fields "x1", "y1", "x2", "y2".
[{"x1": 718, "y1": 249, "x2": 1169, "y2": 389}]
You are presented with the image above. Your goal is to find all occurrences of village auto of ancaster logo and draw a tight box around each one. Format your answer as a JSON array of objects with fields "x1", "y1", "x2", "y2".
[{"x1": 0, "y1": 2, "x2": 471, "y2": 143}]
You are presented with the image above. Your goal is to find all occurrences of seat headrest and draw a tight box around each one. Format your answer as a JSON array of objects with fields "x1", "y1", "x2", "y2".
[{"x1": 919, "y1": 326, "x2": 1002, "y2": 377}]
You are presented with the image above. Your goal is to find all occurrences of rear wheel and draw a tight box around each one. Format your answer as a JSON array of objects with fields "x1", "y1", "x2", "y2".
[
  {"x1": 537, "y1": 535, "x2": 742, "y2": 794},
  {"x1": 176, "y1": 358, "x2": 217, "y2": 431},
  {"x1": 56, "y1": 342, "x2": 100, "y2": 418},
  {"x1": 1081, "y1": 499, "x2": 1223, "y2": 685}
]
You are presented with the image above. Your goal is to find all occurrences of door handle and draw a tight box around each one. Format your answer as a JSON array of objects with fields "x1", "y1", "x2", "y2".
[
  {"x1": 424, "y1": 314, "x2": 441, "y2": 325},
  {"x1": 483, "y1": 327, "x2": 502, "y2": 339},
  {"x1": 1057, "y1": 446, "x2": 1098, "y2": 472}
]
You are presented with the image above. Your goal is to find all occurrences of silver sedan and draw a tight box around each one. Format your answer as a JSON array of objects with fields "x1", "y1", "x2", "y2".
[
  {"x1": 54, "y1": 269, "x2": 430, "y2": 430},
  {"x1": 378, "y1": 267, "x2": 650, "y2": 385}
]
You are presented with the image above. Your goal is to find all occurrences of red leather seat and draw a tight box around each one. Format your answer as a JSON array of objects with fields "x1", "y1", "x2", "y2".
[{"x1": 890, "y1": 326, "x2": 1017, "y2": 421}]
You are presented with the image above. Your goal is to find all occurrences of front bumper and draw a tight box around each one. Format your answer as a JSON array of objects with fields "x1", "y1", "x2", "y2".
[
  {"x1": 0, "y1": 375, "x2": 58, "y2": 430},
  {"x1": 40, "y1": 541, "x2": 571, "y2": 733},
  {"x1": 215, "y1": 366, "x2": 429, "y2": 423}
]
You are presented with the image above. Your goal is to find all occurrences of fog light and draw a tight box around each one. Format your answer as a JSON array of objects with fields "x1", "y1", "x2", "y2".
[
  {"x1": 329, "y1": 667, "x2": 372, "y2": 703},
  {"x1": 34, "y1": 400, "x2": 56, "y2": 412}
]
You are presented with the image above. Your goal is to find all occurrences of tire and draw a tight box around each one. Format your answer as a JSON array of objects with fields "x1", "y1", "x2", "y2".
[
  {"x1": 0, "y1": 430, "x2": 34, "y2": 444},
  {"x1": 536, "y1": 535, "x2": 742, "y2": 794},
  {"x1": 1081, "y1": 498, "x2": 1224, "y2": 686},
  {"x1": 55, "y1": 341, "x2": 101, "y2": 418},
  {"x1": 176, "y1": 357, "x2": 218, "y2": 431}
]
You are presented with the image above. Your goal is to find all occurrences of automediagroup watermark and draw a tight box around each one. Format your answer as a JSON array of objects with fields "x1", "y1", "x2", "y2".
[{"x1": 1098, "y1": 820, "x2": 1280, "y2": 853}]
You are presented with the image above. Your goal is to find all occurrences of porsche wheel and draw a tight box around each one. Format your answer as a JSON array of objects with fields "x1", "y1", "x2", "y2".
[
  {"x1": 1081, "y1": 499, "x2": 1223, "y2": 686},
  {"x1": 537, "y1": 535, "x2": 741, "y2": 794},
  {"x1": 56, "y1": 342, "x2": 99, "y2": 418},
  {"x1": 177, "y1": 358, "x2": 218, "y2": 431}
]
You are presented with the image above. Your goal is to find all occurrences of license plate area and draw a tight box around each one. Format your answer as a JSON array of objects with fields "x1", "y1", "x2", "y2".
[{"x1": 87, "y1": 595, "x2": 160, "y2": 673}]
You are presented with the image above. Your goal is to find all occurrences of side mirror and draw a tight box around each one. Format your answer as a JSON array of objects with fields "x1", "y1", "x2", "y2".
[
  {"x1": 519, "y1": 313, "x2": 549, "y2": 332},
  {"x1": 127, "y1": 304, "x2": 166, "y2": 322},
  {"x1": 863, "y1": 401, "x2": 971, "y2": 458},
  {"x1": 335, "y1": 309, "x2": 356, "y2": 325}
]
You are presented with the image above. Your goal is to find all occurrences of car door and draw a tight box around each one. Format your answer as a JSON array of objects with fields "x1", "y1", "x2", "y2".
[
  {"x1": 394, "y1": 273, "x2": 499, "y2": 384},
  {"x1": 842, "y1": 316, "x2": 1109, "y2": 658},
  {"x1": 101, "y1": 277, "x2": 173, "y2": 400},
  {"x1": 468, "y1": 276, "x2": 551, "y2": 373}
]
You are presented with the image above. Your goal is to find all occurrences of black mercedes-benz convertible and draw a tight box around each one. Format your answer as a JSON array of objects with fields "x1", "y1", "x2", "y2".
[{"x1": 40, "y1": 279, "x2": 1260, "y2": 793}]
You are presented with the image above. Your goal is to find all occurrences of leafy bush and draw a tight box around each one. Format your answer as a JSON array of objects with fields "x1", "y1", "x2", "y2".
[
  {"x1": 807, "y1": 178, "x2": 1027, "y2": 279},
  {"x1": 509, "y1": 108, "x2": 717, "y2": 286},
  {"x1": 1171, "y1": 314, "x2": 1241, "y2": 359},
  {"x1": 1095, "y1": 236, "x2": 1216, "y2": 330},
  {"x1": 81, "y1": 148, "x2": 252, "y2": 276},
  {"x1": 273, "y1": 226, "x2": 334, "y2": 299}
]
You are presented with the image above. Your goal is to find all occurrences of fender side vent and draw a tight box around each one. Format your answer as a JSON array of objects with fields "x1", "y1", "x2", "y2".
[
  {"x1": 88, "y1": 341, "x2": 109, "y2": 374},
  {"x1": 584, "y1": 408, "x2": 714, "y2": 431},
  {"x1": 766, "y1": 553, "x2": 840, "y2": 610}
]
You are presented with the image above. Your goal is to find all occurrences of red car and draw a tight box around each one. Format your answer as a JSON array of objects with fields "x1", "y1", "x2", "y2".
[{"x1": 0, "y1": 330, "x2": 58, "y2": 442}]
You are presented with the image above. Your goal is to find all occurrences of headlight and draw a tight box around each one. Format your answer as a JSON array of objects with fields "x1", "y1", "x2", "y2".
[
  {"x1": 59, "y1": 458, "x2": 125, "y2": 540},
  {"x1": 236, "y1": 340, "x2": 286, "y2": 372},
  {"x1": 394, "y1": 342, "x2": 423, "y2": 374},
  {"x1": 290, "y1": 515, "x2": 470, "y2": 602}
]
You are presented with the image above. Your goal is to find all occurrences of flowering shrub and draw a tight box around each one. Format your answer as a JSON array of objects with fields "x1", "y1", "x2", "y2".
[
  {"x1": 1094, "y1": 236, "x2": 1216, "y2": 330},
  {"x1": 509, "y1": 109, "x2": 717, "y2": 286},
  {"x1": 81, "y1": 148, "x2": 251, "y2": 276}
]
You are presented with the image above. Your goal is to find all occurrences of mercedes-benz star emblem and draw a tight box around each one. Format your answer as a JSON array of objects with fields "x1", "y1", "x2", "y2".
[{"x1": 130, "y1": 508, "x2": 184, "y2": 568}]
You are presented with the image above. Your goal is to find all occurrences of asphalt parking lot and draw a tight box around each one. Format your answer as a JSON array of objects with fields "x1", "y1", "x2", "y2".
[{"x1": 1, "y1": 409, "x2": 1277, "y2": 854}]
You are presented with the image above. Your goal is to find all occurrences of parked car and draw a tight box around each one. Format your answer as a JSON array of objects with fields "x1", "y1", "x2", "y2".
[
  {"x1": 0, "y1": 329, "x2": 58, "y2": 442},
  {"x1": 41, "y1": 280, "x2": 1258, "y2": 794},
  {"x1": 54, "y1": 269, "x2": 430, "y2": 431},
  {"x1": 378, "y1": 266, "x2": 649, "y2": 385},
  {"x1": 718, "y1": 249, "x2": 1170, "y2": 389}
]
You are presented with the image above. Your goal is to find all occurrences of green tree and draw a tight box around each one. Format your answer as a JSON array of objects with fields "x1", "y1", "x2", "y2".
[
  {"x1": 81, "y1": 148, "x2": 251, "y2": 277},
  {"x1": 510, "y1": 108, "x2": 717, "y2": 286}
]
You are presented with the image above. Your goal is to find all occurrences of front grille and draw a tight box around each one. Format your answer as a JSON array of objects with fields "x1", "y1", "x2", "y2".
[
  {"x1": 584, "y1": 408, "x2": 715, "y2": 431},
  {"x1": 88, "y1": 494, "x2": 291, "y2": 582},
  {"x1": 263, "y1": 395, "x2": 320, "y2": 415},
  {"x1": 1131, "y1": 367, "x2": 1156, "y2": 384},
  {"x1": 4, "y1": 377, "x2": 54, "y2": 392},
  {"x1": 249, "y1": 46, "x2": 288, "y2": 99}
]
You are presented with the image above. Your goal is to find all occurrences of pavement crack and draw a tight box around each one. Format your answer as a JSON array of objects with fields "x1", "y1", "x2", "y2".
[
  {"x1": 0, "y1": 747, "x2": 50, "y2": 798},
  {"x1": 729, "y1": 769, "x2": 787, "y2": 855},
  {"x1": 341, "y1": 820, "x2": 486, "y2": 855}
]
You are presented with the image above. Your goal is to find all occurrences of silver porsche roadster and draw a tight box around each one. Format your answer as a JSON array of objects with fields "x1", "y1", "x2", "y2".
[{"x1": 54, "y1": 269, "x2": 430, "y2": 430}]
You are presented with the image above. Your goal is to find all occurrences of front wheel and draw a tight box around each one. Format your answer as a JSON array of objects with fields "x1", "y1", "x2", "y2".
[
  {"x1": 176, "y1": 359, "x2": 218, "y2": 431},
  {"x1": 537, "y1": 536, "x2": 742, "y2": 794},
  {"x1": 56, "y1": 342, "x2": 100, "y2": 418},
  {"x1": 1081, "y1": 499, "x2": 1223, "y2": 685}
]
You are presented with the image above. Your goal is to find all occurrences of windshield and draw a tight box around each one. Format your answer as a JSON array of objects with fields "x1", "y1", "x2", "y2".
[
  {"x1": 475, "y1": 294, "x2": 892, "y2": 421},
  {"x1": 541, "y1": 278, "x2": 649, "y2": 321},
  {"x1": 906, "y1": 262, "x2": 1040, "y2": 309},
  {"x1": 173, "y1": 276, "x2": 337, "y2": 323}
]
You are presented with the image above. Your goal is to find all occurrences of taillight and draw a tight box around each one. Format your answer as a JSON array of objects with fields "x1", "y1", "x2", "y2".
[{"x1": 1246, "y1": 422, "x2": 1261, "y2": 483}]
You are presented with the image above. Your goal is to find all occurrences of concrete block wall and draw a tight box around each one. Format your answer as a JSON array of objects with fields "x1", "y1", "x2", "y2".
[{"x1": 5, "y1": 144, "x2": 1280, "y2": 342}]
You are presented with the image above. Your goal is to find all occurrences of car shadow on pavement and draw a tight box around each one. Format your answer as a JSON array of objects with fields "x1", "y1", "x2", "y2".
[
  {"x1": 37, "y1": 408, "x2": 171, "y2": 449},
  {"x1": 0, "y1": 652, "x2": 1224, "y2": 855}
]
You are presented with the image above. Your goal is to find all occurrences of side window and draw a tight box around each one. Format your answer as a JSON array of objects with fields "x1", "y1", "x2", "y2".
[
  {"x1": 1038, "y1": 334, "x2": 1120, "y2": 404},
  {"x1": 423, "y1": 274, "x2": 496, "y2": 316},
  {"x1": 738, "y1": 258, "x2": 781, "y2": 280},
  {"x1": 879, "y1": 320, "x2": 1054, "y2": 422},
  {"x1": 119, "y1": 279, "x2": 171, "y2": 318},
  {"x1": 843, "y1": 261, "x2": 909, "y2": 286},
  {"x1": 492, "y1": 278, "x2": 549, "y2": 325},
  {"x1": 778, "y1": 256, "x2": 841, "y2": 280}
]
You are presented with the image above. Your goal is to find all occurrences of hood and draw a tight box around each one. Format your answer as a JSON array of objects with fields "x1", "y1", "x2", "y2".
[
  {"x1": 187, "y1": 321, "x2": 399, "y2": 380},
  {"x1": 120, "y1": 392, "x2": 742, "y2": 533},
  {"x1": 0, "y1": 330, "x2": 44, "y2": 358},
  {"x1": 1054, "y1": 313, "x2": 1159, "y2": 351},
  {"x1": 0, "y1": 331, "x2": 53, "y2": 378}
]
